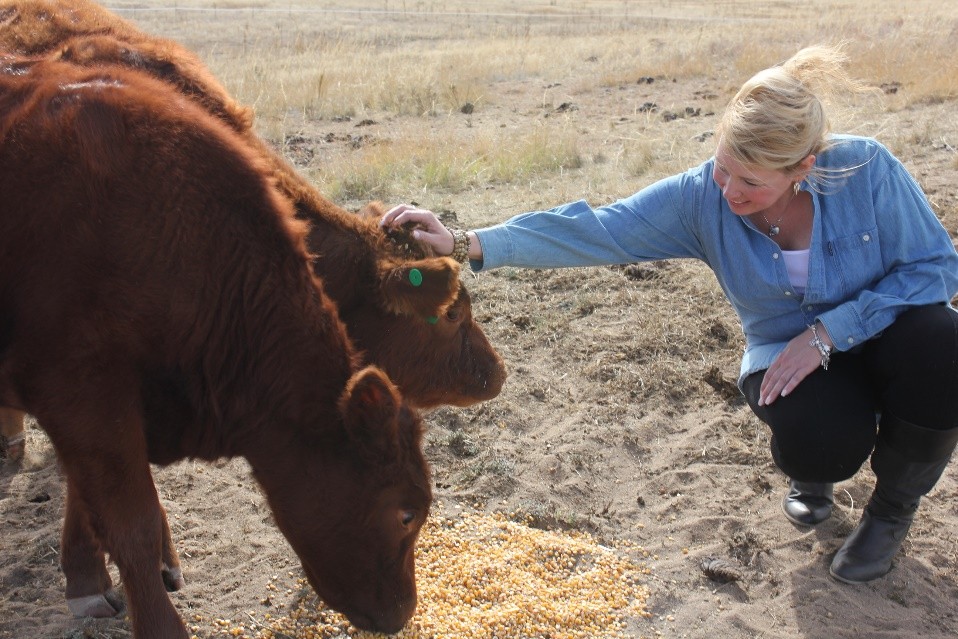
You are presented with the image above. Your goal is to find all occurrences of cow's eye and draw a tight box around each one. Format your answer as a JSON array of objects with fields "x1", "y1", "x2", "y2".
[
  {"x1": 445, "y1": 308, "x2": 461, "y2": 322},
  {"x1": 400, "y1": 510, "x2": 416, "y2": 527}
]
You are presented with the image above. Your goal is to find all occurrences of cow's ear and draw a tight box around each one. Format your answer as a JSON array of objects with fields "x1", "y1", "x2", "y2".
[
  {"x1": 339, "y1": 366, "x2": 401, "y2": 461},
  {"x1": 378, "y1": 257, "x2": 460, "y2": 318}
]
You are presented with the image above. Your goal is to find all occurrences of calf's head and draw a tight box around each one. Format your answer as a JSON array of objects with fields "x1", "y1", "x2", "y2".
[
  {"x1": 344, "y1": 282, "x2": 506, "y2": 408},
  {"x1": 351, "y1": 202, "x2": 507, "y2": 407},
  {"x1": 249, "y1": 367, "x2": 431, "y2": 634}
]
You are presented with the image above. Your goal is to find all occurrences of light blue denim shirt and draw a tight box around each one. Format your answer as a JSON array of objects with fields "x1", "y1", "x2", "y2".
[{"x1": 473, "y1": 135, "x2": 958, "y2": 386}]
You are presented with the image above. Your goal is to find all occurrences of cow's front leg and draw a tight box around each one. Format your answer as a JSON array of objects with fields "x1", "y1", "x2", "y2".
[
  {"x1": 62, "y1": 481, "x2": 124, "y2": 618},
  {"x1": 52, "y1": 405, "x2": 188, "y2": 639},
  {"x1": 62, "y1": 470, "x2": 185, "y2": 618}
]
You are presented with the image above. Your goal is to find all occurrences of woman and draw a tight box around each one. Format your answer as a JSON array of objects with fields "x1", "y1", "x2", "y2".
[{"x1": 381, "y1": 45, "x2": 958, "y2": 584}]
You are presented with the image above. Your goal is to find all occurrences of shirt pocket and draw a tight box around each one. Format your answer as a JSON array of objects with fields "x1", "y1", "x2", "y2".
[{"x1": 824, "y1": 226, "x2": 883, "y2": 299}]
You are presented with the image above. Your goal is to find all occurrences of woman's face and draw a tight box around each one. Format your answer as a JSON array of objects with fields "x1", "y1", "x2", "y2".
[{"x1": 712, "y1": 145, "x2": 794, "y2": 217}]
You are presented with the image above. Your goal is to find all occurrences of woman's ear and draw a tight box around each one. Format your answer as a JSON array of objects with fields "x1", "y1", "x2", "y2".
[{"x1": 795, "y1": 154, "x2": 816, "y2": 181}]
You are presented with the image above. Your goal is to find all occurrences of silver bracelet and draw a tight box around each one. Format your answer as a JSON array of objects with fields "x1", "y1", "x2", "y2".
[
  {"x1": 808, "y1": 323, "x2": 832, "y2": 370},
  {"x1": 449, "y1": 228, "x2": 469, "y2": 263}
]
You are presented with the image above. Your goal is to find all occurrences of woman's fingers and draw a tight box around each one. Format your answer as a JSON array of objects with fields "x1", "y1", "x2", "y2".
[
  {"x1": 380, "y1": 203, "x2": 414, "y2": 226},
  {"x1": 381, "y1": 204, "x2": 454, "y2": 255},
  {"x1": 381, "y1": 204, "x2": 438, "y2": 230},
  {"x1": 758, "y1": 332, "x2": 822, "y2": 406}
]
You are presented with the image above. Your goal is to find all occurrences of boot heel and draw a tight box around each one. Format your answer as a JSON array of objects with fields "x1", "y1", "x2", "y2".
[{"x1": 782, "y1": 480, "x2": 834, "y2": 526}]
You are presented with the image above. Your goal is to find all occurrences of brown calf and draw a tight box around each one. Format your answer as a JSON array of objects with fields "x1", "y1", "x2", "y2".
[{"x1": 0, "y1": 58, "x2": 431, "y2": 639}]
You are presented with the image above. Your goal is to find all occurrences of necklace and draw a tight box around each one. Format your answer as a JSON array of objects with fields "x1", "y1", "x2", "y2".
[
  {"x1": 761, "y1": 211, "x2": 784, "y2": 237},
  {"x1": 761, "y1": 182, "x2": 799, "y2": 237}
]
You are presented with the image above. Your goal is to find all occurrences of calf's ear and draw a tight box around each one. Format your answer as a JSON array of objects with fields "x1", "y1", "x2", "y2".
[
  {"x1": 378, "y1": 257, "x2": 460, "y2": 318},
  {"x1": 339, "y1": 366, "x2": 402, "y2": 461}
]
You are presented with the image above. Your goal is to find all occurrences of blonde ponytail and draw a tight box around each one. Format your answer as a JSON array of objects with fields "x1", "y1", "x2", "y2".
[{"x1": 716, "y1": 44, "x2": 870, "y2": 189}]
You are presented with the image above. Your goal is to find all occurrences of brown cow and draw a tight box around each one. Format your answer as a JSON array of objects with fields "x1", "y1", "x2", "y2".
[
  {"x1": 1, "y1": 1, "x2": 503, "y2": 617},
  {"x1": 0, "y1": 58, "x2": 432, "y2": 639},
  {"x1": 0, "y1": 0, "x2": 507, "y2": 411}
]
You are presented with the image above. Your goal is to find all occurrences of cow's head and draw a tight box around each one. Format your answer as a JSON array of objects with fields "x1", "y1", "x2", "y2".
[
  {"x1": 249, "y1": 367, "x2": 431, "y2": 634},
  {"x1": 344, "y1": 282, "x2": 506, "y2": 408},
  {"x1": 349, "y1": 202, "x2": 507, "y2": 407}
]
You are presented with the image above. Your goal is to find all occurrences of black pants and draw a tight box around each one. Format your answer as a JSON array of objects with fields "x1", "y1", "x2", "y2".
[{"x1": 742, "y1": 305, "x2": 958, "y2": 483}]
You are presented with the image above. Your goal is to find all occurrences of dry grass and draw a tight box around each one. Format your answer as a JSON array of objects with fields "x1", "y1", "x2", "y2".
[
  {"x1": 309, "y1": 122, "x2": 583, "y2": 202},
  {"x1": 108, "y1": 0, "x2": 958, "y2": 203}
]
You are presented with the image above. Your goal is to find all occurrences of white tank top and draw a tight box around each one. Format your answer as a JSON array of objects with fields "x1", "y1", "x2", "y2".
[{"x1": 782, "y1": 249, "x2": 810, "y2": 295}]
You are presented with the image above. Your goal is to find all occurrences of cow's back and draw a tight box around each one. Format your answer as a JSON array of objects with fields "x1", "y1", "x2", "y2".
[
  {"x1": 0, "y1": 59, "x2": 351, "y2": 430},
  {"x1": 0, "y1": 0, "x2": 253, "y2": 132}
]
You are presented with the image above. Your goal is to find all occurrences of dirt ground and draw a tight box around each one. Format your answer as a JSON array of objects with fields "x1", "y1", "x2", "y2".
[{"x1": 3, "y1": 6, "x2": 958, "y2": 639}]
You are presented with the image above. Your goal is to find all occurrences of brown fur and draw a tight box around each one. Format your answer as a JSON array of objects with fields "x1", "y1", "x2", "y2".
[
  {"x1": 0, "y1": 58, "x2": 430, "y2": 638},
  {"x1": 0, "y1": 0, "x2": 506, "y2": 411}
]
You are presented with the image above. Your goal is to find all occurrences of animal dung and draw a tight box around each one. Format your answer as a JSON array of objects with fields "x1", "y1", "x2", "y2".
[
  {"x1": 699, "y1": 556, "x2": 744, "y2": 583},
  {"x1": 190, "y1": 506, "x2": 653, "y2": 639}
]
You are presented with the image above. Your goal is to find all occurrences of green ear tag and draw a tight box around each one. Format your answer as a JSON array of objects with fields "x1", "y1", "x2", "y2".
[
  {"x1": 409, "y1": 268, "x2": 423, "y2": 287},
  {"x1": 426, "y1": 316, "x2": 439, "y2": 324}
]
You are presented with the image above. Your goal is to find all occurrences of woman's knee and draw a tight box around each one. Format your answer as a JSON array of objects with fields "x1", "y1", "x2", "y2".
[
  {"x1": 771, "y1": 430, "x2": 873, "y2": 482},
  {"x1": 743, "y1": 366, "x2": 877, "y2": 480},
  {"x1": 870, "y1": 305, "x2": 958, "y2": 425}
]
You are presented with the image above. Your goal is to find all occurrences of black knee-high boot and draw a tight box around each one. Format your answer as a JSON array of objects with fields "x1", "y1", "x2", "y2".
[{"x1": 829, "y1": 413, "x2": 958, "y2": 584}]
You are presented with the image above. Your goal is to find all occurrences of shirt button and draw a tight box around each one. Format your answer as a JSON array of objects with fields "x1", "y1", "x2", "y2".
[
  {"x1": 862, "y1": 234, "x2": 871, "y2": 242},
  {"x1": 847, "y1": 337, "x2": 855, "y2": 344},
  {"x1": 773, "y1": 253, "x2": 780, "y2": 259},
  {"x1": 785, "y1": 291, "x2": 792, "y2": 296},
  {"x1": 806, "y1": 305, "x2": 814, "y2": 311}
]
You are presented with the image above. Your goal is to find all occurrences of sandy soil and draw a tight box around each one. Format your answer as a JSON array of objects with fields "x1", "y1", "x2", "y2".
[{"x1": 3, "y1": 9, "x2": 958, "y2": 639}]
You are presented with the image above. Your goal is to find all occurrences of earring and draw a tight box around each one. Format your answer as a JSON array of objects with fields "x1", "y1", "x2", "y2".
[{"x1": 793, "y1": 181, "x2": 801, "y2": 195}]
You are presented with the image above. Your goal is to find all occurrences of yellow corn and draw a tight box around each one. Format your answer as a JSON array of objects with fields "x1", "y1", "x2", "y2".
[{"x1": 200, "y1": 504, "x2": 651, "y2": 639}]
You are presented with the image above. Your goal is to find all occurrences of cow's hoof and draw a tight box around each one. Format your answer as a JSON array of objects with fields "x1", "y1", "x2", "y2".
[
  {"x1": 67, "y1": 590, "x2": 124, "y2": 618},
  {"x1": 1, "y1": 435, "x2": 25, "y2": 462},
  {"x1": 162, "y1": 564, "x2": 186, "y2": 592}
]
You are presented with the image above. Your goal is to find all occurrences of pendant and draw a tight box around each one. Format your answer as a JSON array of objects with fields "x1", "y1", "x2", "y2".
[{"x1": 768, "y1": 225, "x2": 780, "y2": 237}]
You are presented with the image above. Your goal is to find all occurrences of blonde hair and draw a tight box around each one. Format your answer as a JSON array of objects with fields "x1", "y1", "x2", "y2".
[{"x1": 716, "y1": 44, "x2": 870, "y2": 188}]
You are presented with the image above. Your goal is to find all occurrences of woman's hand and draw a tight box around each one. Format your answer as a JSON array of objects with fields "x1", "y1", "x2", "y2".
[
  {"x1": 380, "y1": 204, "x2": 455, "y2": 257},
  {"x1": 759, "y1": 324, "x2": 833, "y2": 406}
]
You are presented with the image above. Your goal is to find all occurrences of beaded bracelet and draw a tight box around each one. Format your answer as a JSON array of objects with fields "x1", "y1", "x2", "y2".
[
  {"x1": 808, "y1": 322, "x2": 832, "y2": 370},
  {"x1": 450, "y1": 228, "x2": 470, "y2": 263}
]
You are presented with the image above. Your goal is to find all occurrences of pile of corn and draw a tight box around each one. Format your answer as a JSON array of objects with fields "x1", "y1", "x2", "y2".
[{"x1": 192, "y1": 505, "x2": 653, "y2": 639}]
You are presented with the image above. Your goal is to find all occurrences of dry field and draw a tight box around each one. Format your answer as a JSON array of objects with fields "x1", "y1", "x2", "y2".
[{"x1": 3, "y1": 1, "x2": 958, "y2": 638}]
